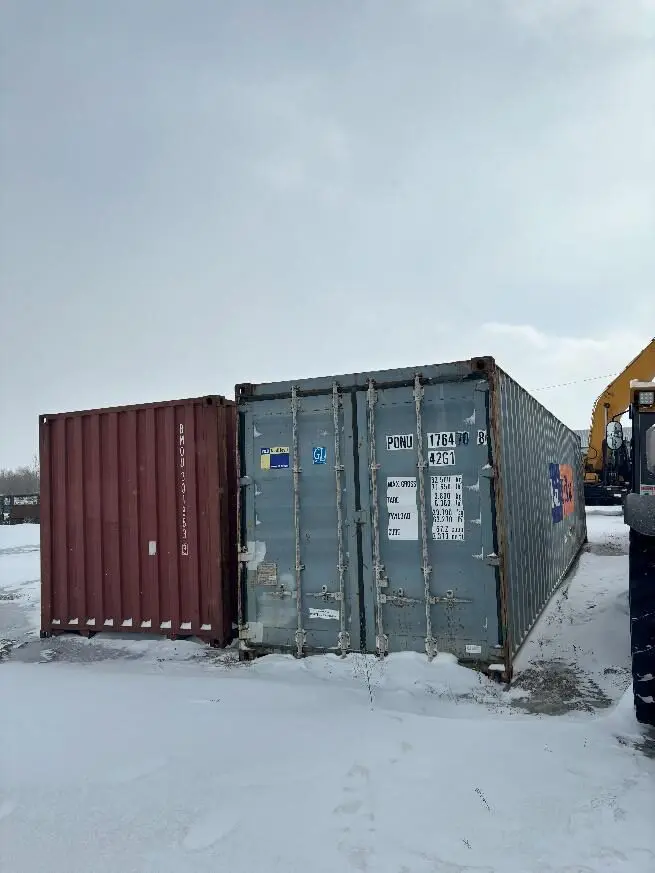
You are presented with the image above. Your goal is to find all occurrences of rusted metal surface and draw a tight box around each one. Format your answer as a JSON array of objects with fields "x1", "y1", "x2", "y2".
[{"x1": 40, "y1": 396, "x2": 237, "y2": 645}]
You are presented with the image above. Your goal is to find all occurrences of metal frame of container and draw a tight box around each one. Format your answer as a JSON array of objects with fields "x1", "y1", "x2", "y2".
[
  {"x1": 236, "y1": 357, "x2": 587, "y2": 678},
  {"x1": 40, "y1": 396, "x2": 237, "y2": 645}
]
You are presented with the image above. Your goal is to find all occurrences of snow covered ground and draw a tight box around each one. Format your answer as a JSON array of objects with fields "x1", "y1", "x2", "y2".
[{"x1": 1, "y1": 512, "x2": 654, "y2": 873}]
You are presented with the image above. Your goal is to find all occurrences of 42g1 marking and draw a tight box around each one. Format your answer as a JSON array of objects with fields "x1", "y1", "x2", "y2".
[{"x1": 428, "y1": 449, "x2": 456, "y2": 467}]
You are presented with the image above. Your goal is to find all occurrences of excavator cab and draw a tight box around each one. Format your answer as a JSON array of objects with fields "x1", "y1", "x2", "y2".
[
  {"x1": 584, "y1": 338, "x2": 655, "y2": 506},
  {"x1": 624, "y1": 381, "x2": 655, "y2": 726}
]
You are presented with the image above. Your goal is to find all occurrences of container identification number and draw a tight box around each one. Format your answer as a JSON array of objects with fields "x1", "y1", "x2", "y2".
[
  {"x1": 428, "y1": 431, "x2": 469, "y2": 448},
  {"x1": 179, "y1": 423, "x2": 189, "y2": 556},
  {"x1": 386, "y1": 434, "x2": 414, "y2": 451}
]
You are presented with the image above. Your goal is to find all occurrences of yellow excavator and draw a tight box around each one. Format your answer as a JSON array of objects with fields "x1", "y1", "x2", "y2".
[{"x1": 584, "y1": 338, "x2": 655, "y2": 505}]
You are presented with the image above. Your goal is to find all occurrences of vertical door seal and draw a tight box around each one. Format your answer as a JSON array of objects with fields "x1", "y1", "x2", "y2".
[
  {"x1": 332, "y1": 382, "x2": 350, "y2": 655},
  {"x1": 414, "y1": 374, "x2": 435, "y2": 659},
  {"x1": 236, "y1": 409, "x2": 247, "y2": 638},
  {"x1": 351, "y1": 390, "x2": 367, "y2": 653},
  {"x1": 487, "y1": 367, "x2": 512, "y2": 680},
  {"x1": 367, "y1": 380, "x2": 388, "y2": 655},
  {"x1": 291, "y1": 386, "x2": 306, "y2": 656}
]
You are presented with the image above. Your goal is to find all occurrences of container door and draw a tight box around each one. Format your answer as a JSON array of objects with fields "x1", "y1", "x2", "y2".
[
  {"x1": 359, "y1": 377, "x2": 500, "y2": 661},
  {"x1": 240, "y1": 386, "x2": 360, "y2": 654}
]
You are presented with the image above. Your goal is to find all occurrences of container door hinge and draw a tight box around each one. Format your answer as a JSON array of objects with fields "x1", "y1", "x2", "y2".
[
  {"x1": 480, "y1": 465, "x2": 495, "y2": 480},
  {"x1": 485, "y1": 553, "x2": 501, "y2": 567},
  {"x1": 294, "y1": 628, "x2": 306, "y2": 656},
  {"x1": 337, "y1": 631, "x2": 350, "y2": 655},
  {"x1": 308, "y1": 588, "x2": 343, "y2": 602},
  {"x1": 353, "y1": 509, "x2": 368, "y2": 525},
  {"x1": 429, "y1": 593, "x2": 474, "y2": 606},
  {"x1": 239, "y1": 476, "x2": 252, "y2": 487}
]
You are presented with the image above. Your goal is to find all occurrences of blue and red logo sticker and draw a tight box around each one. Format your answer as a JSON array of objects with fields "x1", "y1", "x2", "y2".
[{"x1": 549, "y1": 463, "x2": 575, "y2": 524}]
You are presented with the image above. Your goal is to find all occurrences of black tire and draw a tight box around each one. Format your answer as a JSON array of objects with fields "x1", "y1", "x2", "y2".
[
  {"x1": 628, "y1": 529, "x2": 655, "y2": 725},
  {"x1": 634, "y1": 695, "x2": 655, "y2": 727},
  {"x1": 631, "y1": 617, "x2": 655, "y2": 652}
]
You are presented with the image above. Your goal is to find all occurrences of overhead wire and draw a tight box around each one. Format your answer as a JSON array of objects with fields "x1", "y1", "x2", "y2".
[{"x1": 530, "y1": 373, "x2": 619, "y2": 392}]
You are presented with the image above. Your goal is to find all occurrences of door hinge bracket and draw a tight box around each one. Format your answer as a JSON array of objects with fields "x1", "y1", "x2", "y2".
[
  {"x1": 308, "y1": 589, "x2": 343, "y2": 602},
  {"x1": 337, "y1": 631, "x2": 350, "y2": 655}
]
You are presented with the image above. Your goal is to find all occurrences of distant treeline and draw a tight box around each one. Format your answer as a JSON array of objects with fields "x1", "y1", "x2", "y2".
[{"x1": 0, "y1": 459, "x2": 40, "y2": 496}]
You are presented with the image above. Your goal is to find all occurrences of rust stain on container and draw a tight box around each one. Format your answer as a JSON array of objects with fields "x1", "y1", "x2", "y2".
[{"x1": 40, "y1": 396, "x2": 237, "y2": 645}]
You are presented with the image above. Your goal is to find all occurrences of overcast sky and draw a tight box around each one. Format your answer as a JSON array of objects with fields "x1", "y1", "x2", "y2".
[{"x1": 1, "y1": 0, "x2": 654, "y2": 468}]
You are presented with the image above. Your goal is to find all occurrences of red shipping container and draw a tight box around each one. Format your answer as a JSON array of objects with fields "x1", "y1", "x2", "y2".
[{"x1": 40, "y1": 396, "x2": 237, "y2": 645}]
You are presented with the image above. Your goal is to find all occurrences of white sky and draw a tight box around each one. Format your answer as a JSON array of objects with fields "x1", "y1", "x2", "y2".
[{"x1": 1, "y1": 0, "x2": 654, "y2": 467}]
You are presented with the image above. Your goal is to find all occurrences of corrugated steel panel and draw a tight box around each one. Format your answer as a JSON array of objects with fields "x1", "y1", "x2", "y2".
[
  {"x1": 236, "y1": 357, "x2": 587, "y2": 676},
  {"x1": 492, "y1": 370, "x2": 587, "y2": 661},
  {"x1": 40, "y1": 396, "x2": 237, "y2": 645}
]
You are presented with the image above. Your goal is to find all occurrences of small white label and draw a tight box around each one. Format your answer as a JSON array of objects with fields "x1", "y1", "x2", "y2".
[
  {"x1": 386, "y1": 434, "x2": 414, "y2": 451},
  {"x1": 466, "y1": 644, "x2": 482, "y2": 655},
  {"x1": 431, "y1": 475, "x2": 465, "y2": 541},
  {"x1": 13, "y1": 495, "x2": 38, "y2": 506},
  {"x1": 477, "y1": 430, "x2": 488, "y2": 446},
  {"x1": 148, "y1": 541, "x2": 157, "y2": 556},
  {"x1": 432, "y1": 507, "x2": 465, "y2": 524},
  {"x1": 387, "y1": 477, "x2": 418, "y2": 540},
  {"x1": 387, "y1": 477, "x2": 417, "y2": 490},
  {"x1": 428, "y1": 432, "x2": 469, "y2": 448},
  {"x1": 428, "y1": 449, "x2": 456, "y2": 467},
  {"x1": 309, "y1": 608, "x2": 339, "y2": 621},
  {"x1": 433, "y1": 524, "x2": 465, "y2": 541}
]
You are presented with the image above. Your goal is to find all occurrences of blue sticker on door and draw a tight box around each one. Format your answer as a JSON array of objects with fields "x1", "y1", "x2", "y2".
[
  {"x1": 312, "y1": 446, "x2": 327, "y2": 465},
  {"x1": 261, "y1": 447, "x2": 290, "y2": 470}
]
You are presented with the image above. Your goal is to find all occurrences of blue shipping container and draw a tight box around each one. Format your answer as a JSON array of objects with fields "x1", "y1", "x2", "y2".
[{"x1": 236, "y1": 357, "x2": 587, "y2": 677}]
